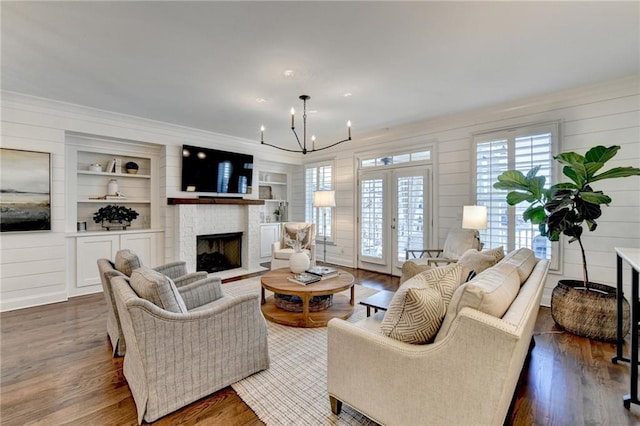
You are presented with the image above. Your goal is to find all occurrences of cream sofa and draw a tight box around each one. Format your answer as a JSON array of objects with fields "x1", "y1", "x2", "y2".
[{"x1": 327, "y1": 249, "x2": 550, "y2": 425}]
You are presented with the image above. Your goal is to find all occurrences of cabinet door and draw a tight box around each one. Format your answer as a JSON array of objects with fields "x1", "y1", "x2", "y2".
[
  {"x1": 260, "y1": 224, "x2": 281, "y2": 258},
  {"x1": 76, "y1": 235, "x2": 119, "y2": 287},
  {"x1": 120, "y1": 233, "x2": 159, "y2": 267}
]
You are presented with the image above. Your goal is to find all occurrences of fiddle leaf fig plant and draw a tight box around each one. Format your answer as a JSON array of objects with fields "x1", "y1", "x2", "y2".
[{"x1": 494, "y1": 145, "x2": 640, "y2": 290}]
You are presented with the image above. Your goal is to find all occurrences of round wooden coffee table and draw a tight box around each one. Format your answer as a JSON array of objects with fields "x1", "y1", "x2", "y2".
[{"x1": 260, "y1": 268, "x2": 355, "y2": 328}]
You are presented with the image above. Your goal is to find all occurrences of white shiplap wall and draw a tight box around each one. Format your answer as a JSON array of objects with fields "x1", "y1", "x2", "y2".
[
  {"x1": 0, "y1": 93, "x2": 300, "y2": 311},
  {"x1": 299, "y1": 75, "x2": 640, "y2": 306}
]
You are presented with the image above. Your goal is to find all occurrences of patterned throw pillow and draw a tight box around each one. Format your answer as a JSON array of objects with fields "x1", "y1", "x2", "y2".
[
  {"x1": 282, "y1": 223, "x2": 312, "y2": 250},
  {"x1": 381, "y1": 263, "x2": 464, "y2": 344},
  {"x1": 115, "y1": 249, "x2": 142, "y2": 276},
  {"x1": 482, "y1": 246, "x2": 505, "y2": 263},
  {"x1": 400, "y1": 259, "x2": 432, "y2": 284},
  {"x1": 130, "y1": 267, "x2": 188, "y2": 313},
  {"x1": 457, "y1": 249, "x2": 498, "y2": 275}
]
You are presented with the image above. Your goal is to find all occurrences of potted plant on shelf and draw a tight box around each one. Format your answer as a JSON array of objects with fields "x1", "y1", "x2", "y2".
[
  {"x1": 93, "y1": 204, "x2": 139, "y2": 230},
  {"x1": 494, "y1": 145, "x2": 640, "y2": 341}
]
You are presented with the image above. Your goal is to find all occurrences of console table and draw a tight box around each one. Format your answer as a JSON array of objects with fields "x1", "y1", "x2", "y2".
[{"x1": 612, "y1": 247, "x2": 640, "y2": 409}]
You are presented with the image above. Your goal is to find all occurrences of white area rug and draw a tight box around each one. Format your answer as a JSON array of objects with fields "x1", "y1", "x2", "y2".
[{"x1": 223, "y1": 277, "x2": 379, "y2": 426}]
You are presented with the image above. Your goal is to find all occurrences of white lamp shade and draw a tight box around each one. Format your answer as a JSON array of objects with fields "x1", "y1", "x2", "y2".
[
  {"x1": 462, "y1": 205, "x2": 487, "y2": 230},
  {"x1": 313, "y1": 190, "x2": 336, "y2": 207}
]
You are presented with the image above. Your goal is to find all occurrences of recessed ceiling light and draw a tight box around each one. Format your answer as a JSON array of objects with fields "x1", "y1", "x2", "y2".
[
  {"x1": 255, "y1": 97, "x2": 267, "y2": 103},
  {"x1": 283, "y1": 70, "x2": 295, "y2": 77},
  {"x1": 343, "y1": 92, "x2": 352, "y2": 97}
]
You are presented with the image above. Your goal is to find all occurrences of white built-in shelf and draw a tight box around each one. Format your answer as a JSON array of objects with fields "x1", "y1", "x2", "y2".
[
  {"x1": 78, "y1": 198, "x2": 152, "y2": 204},
  {"x1": 77, "y1": 170, "x2": 151, "y2": 179},
  {"x1": 258, "y1": 180, "x2": 286, "y2": 186}
]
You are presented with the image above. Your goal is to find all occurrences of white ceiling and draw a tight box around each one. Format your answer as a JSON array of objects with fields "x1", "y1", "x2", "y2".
[{"x1": 2, "y1": 1, "x2": 639, "y2": 152}]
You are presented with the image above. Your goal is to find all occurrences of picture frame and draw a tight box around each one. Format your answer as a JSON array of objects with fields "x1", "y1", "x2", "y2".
[
  {"x1": 0, "y1": 148, "x2": 51, "y2": 232},
  {"x1": 259, "y1": 185, "x2": 272, "y2": 200}
]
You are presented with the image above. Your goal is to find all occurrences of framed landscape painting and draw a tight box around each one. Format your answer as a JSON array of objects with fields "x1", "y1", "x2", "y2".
[{"x1": 0, "y1": 148, "x2": 51, "y2": 232}]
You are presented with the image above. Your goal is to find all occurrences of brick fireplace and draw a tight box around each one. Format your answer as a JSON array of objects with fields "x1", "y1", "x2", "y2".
[
  {"x1": 197, "y1": 232, "x2": 242, "y2": 273},
  {"x1": 169, "y1": 198, "x2": 264, "y2": 276}
]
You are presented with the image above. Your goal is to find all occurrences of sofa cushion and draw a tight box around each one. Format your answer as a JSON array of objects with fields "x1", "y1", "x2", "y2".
[
  {"x1": 381, "y1": 263, "x2": 465, "y2": 344},
  {"x1": 435, "y1": 262, "x2": 520, "y2": 341},
  {"x1": 499, "y1": 248, "x2": 537, "y2": 284},
  {"x1": 457, "y1": 249, "x2": 497, "y2": 275},
  {"x1": 130, "y1": 267, "x2": 188, "y2": 313},
  {"x1": 400, "y1": 259, "x2": 432, "y2": 284},
  {"x1": 115, "y1": 249, "x2": 142, "y2": 277},
  {"x1": 281, "y1": 223, "x2": 312, "y2": 250}
]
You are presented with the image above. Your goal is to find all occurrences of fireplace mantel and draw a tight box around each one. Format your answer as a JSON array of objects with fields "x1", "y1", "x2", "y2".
[{"x1": 168, "y1": 197, "x2": 264, "y2": 205}]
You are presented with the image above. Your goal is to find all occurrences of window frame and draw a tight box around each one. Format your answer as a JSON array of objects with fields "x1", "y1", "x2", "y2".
[
  {"x1": 472, "y1": 121, "x2": 562, "y2": 272},
  {"x1": 304, "y1": 159, "x2": 336, "y2": 244}
]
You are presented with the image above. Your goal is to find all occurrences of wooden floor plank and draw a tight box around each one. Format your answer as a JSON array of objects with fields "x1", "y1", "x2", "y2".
[{"x1": 1, "y1": 267, "x2": 639, "y2": 425}]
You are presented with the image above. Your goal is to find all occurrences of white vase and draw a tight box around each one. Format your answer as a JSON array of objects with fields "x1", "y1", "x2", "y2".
[{"x1": 289, "y1": 251, "x2": 310, "y2": 274}]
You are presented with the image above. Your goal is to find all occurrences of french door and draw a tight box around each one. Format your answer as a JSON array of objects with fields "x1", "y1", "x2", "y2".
[{"x1": 358, "y1": 166, "x2": 431, "y2": 275}]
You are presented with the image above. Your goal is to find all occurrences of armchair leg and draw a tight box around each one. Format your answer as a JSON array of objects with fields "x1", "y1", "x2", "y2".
[{"x1": 330, "y1": 396, "x2": 342, "y2": 415}]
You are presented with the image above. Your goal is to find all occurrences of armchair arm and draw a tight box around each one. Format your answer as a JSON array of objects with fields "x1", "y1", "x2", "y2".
[
  {"x1": 153, "y1": 261, "x2": 188, "y2": 279},
  {"x1": 173, "y1": 271, "x2": 209, "y2": 287},
  {"x1": 272, "y1": 240, "x2": 283, "y2": 255},
  {"x1": 177, "y1": 276, "x2": 224, "y2": 310}
]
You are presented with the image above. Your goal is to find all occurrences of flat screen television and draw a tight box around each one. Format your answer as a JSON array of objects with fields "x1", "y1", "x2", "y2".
[{"x1": 181, "y1": 144, "x2": 253, "y2": 194}]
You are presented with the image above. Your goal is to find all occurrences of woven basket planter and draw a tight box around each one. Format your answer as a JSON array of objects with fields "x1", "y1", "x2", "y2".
[
  {"x1": 551, "y1": 280, "x2": 629, "y2": 342},
  {"x1": 274, "y1": 294, "x2": 333, "y2": 313}
]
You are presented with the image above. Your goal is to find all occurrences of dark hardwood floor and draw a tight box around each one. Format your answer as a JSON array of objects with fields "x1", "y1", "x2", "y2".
[{"x1": 1, "y1": 266, "x2": 638, "y2": 425}]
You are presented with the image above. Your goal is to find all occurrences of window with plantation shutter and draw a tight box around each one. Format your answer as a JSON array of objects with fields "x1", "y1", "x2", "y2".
[
  {"x1": 474, "y1": 122, "x2": 560, "y2": 271},
  {"x1": 305, "y1": 161, "x2": 334, "y2": 241}
]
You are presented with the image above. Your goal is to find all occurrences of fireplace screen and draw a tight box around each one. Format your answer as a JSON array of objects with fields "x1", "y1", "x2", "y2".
[{"x1": 196, "y1": 232, "x2": 242, "y2": 273}]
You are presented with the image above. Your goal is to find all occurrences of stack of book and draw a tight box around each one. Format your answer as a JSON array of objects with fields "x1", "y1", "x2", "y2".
[
  {"x1": 306, "y1": 266, "x2": 339, "y2": 279},
  {"x1": 288, "y1": 273, "x2": 321, "y2": 285}
]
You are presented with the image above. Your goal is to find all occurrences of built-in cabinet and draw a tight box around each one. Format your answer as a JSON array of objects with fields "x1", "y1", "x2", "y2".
[
  {"x1": 258, "y1": 168, "x2": 289, "y2": 261},
  {"x1": 75, "y1": 230, "x2": 163, "y2": 288},
  {"x1": 260, "y1": 223, "x2": 281, "y2": 258},
  {"x1": 65, "y1": 134, "x2": 164, "y2": 295}
]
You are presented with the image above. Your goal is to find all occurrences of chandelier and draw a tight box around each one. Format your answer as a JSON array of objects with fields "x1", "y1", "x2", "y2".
[{"x1": 260, "y1": 95, "x2": 351, "y2": 154}]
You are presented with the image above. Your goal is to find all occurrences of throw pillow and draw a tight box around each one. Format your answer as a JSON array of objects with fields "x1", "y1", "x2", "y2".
[
  {"x1": 282, "y1": 223, "x2": 312, "y2": 250},
  {"x1": 482, "y1": 246, "x2": 505, "y2": 263},
  {"x1": 130, "y1": 267, "x2": 188, "y2": 313},
  {"x1": 381, "y1": 263, "x2": 465, "y2": 344},
  {"x1": 400, "y1": 259, "x2": 432, "y2": 284},
  {"x1": 115, "y1": 249, "x2": 142, "y2": 277},
  {"x1": 435, "y1": 262, "x2": 520, "y2": 341},
  {"x1": 457, "y1": 249, "x2": 497, "y2": 275}
]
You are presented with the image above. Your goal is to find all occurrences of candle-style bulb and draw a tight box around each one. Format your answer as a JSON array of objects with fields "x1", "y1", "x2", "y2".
[
  {"x1": 347, "y1": 120, "x2": 352, "y2": 139},
  {"x1": 260, "y1": 125, "x2": 265, "y2": 142},
  {"x1": 312, "y1": 135, "x2": 316, "y2": 151},
  {"x1": 290, "y1": 108, "x2": 295, "y2": 128}
]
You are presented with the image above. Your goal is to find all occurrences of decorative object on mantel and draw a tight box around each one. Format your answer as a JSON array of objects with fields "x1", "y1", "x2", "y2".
[
  {"x1": 494, "y1": 145, "x2": 640, "y2": 341},
  {"x1": 89, "y1": 163, "x2": 102, "y2": 172},
  {"x1": 285, "y1": 229, "x2": 311, "y2": 273},
  {"x1": 125, "y1": 161, "x2": 139, "y2": 174},
  {"x1": 260, "y1": 94, "x2": 352, "y2": 154},
  {"x1": 93, "y1": 204, "x2": 139, "y2": 230}
]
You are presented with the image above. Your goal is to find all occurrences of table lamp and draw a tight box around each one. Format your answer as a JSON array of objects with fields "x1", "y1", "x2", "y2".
[{"x1": 462, "y1": 205, "x2": 487, "y2": 249}]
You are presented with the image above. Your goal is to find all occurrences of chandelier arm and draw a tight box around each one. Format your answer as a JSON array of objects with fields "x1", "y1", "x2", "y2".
[
  {"x1": 309, "y1": 137, "x2": 352, "y2": 153},
  {"x1": 291, "y1": 128, "x2": 306, "y2": 152},
  {"x1": 260, "y1": 141, "x2": 309, "y2": 153}
]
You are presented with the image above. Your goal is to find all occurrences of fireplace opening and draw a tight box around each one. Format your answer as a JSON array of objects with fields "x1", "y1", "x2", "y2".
[{"x1": 197, "y1": 232, "x2": 242, "y2": 273}]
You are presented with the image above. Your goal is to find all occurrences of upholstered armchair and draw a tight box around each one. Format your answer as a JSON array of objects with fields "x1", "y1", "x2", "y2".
[
  {"x1": 97, "y1": 249, "x2": 207, "y2": 356},
  {"x1": 271, "y1": 222, "x2": 316, "y2": 270},
  {"x1": 111, "y1": 268, "x2": 269, "y2": 424}
]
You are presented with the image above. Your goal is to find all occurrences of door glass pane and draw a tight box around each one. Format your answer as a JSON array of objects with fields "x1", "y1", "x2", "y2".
[
  {"x1": 396, "y1": 175, "x2": 424, "y2": 262},
  {"x1": 360, "y1": 178, "x2": 384, "y2": 259}
]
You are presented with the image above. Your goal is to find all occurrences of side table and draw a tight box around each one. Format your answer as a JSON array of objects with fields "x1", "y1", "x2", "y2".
[
  {"x1": 359, "y1": 290, "x2": 395, "y2": 317},
  {"x1": 612, "y1": 247, "x2": 640, "y2": 409}
]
